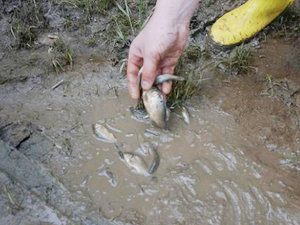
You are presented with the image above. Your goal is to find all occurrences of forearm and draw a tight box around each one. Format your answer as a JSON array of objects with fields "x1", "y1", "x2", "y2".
[{"x1": 154, "y1": 0, "x2": 200, "y2": 25}]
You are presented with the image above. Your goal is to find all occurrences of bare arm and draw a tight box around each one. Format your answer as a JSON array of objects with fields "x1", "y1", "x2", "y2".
[{"x1": 127, "y1": 0, "x2": 200, "y2": 100}]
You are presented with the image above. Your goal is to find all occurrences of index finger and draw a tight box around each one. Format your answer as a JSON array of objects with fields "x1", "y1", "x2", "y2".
[{"x1": 127, "y1": 54, "x2": 143, "y2": 100}]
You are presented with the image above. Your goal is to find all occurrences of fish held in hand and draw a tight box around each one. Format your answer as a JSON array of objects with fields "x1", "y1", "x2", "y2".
[
  {"x1": 137, "y1": 67, "x2": 184, "y2": 128},
  {"x1": 142, "y1": 87, "x2": 167, "y2": 128}
]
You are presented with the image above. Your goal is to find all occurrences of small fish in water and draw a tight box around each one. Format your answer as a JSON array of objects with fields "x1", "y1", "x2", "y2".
[
  {"x1": 137, "y1": 67, "x2": 184, "y2": 128},
  {"x1": 181, "y1": 106, "x2": 190, "y2": 124},
  {"x1": 80, "y1": 175, "x2": 90, "y2": 187},
  {"x1": 129, "y1": 106, "x2": 149, "y2": 122},
  {"x1": 119, "y1": 151, "x2": 149, "y2": 176},
  {"x1": 118, "y1": 143, "x2": 160, "y2": 176},
  {"x1": 148, "y1": 146, "x2": 160, "y2": 174},
  {"x1": 92, "y1": 122, "x2": 117, "y2": 143},
  {"x1": 98, "y1": 167, "x2": 118, "y2": 187}
]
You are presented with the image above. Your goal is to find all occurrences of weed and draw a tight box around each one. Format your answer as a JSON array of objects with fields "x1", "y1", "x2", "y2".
[
  {"x1": 61, "y1": 0, "x2": 115, "y2": 17},
  {"x1": 3, "y1": 185, "x2": 23, "y2": 211},
  {"x1": 63, "y1": 17, "x2": 80, "y2": 31},
  {"x1": 85, "y1": 34, "x2": 99, "y2": 47},
  {"x1": 10, "y1": 0, "x2": 48, "y2": 48},
  {"x1": 115, "y1": 0, "x2": 135, "y2": 35},
  {"x1": 49, "y1": 38, "x2": 74, "y2": 73},
  {"x1": 137, "y1": 0, "x2": 149, "y2": 29},
  {"x1": 52, "y1": 59, "x2": 63, "y2": 74},
  {"x1": 102, "y1": 0, "x2": 156, "y2": 49},
  {"x1": 103, "y1": 12, "x2": 134, "y2": 48},
  {"x1": 62, "y1": 138, "x2": 72, "y2": 155},
  {"x1": 216, "y1": 44, "x2": 256, "y2": 74},
  {"x1": 167, "y1": 75, "x2": 201, "y2": 108},
  {"x1": 167, "y1": 43, "x2": 204, "y2": 107},
  {"x1": 174, "y1": 43, "x2": 202, "y2": 75},
  {"x1": 267, "y1": 5, "x2": 300, "y2": 39}
]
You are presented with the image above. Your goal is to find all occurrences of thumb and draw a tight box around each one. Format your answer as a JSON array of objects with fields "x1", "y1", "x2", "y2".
[{"x1": 141, "y1": 55, "x2": 160, "y2": 90}]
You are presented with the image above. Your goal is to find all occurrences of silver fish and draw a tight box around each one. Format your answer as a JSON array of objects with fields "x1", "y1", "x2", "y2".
[
  {"x1": 92, "y1": 123, "x2": 117, "y2": 143},
  {"x1": 142, "y1": 87, "x2": 167, "y2": 128},
  {"x1": 98, "y1": 167, "x2": 118, "y2": 187},
  {"x1": 148, "y1": 146, "x2": 160, "y2": 174},
  {"x1": 121, "y1": 152, "x2": 149, "y2": 176},
  {"x1": 137, "y1": 67, "x2": 184, "y2": 128},
  {"x1": 129, "y1": 106, "x2": 149, "y2": 123},
  {"x1": 119, "y1": 143, "x2": 160, "y2": 176},
  {"x1": 155, "y1": 74, "x2": 184, "y2": 85},
  {"x1": 181, "y1": 106, "x2": 190, "y2": 124}
]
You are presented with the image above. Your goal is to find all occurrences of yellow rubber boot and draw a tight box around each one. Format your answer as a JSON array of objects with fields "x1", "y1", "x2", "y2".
[{"x1": 210, "y1": 0, "x2": 295, "y2": 46}]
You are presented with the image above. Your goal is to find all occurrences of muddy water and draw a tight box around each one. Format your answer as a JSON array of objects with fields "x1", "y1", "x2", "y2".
[
  {"x1": 1, "y1": 39, "x2": 300, "y2": 225},
  {"x1": 64, "y1": 90, "x2": 300, "y2": 225}
]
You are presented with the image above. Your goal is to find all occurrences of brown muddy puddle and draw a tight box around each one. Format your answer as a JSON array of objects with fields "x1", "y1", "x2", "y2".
[{"x1": 1, "y1": 39, "x2": 300, "y2": 224}]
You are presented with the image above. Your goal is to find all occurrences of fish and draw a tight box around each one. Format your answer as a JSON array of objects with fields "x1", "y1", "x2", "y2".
[
  {"x1": 120, "y1": 151, "x2": 149, "y2": 176},
  {"x1": 142, "y1": 87, "x2": 167, "y2": 128},
  {"x1": 98, "y1": 167, "x2": 118, "y2": 187},
  {"x1": 148, "y1": 146, "x2": 160, "y2": 174},
  {"x1": 118, "y1": 143, "x2": 160, "y2": 176},
  {"x1": 92, "y1": 123, "x2": 117, "y2": 143},
  {"x1": 181, "y1": 106, "x2": 190, "y2": 124},
  {"x1": 137, "y1": 67, "x2": 184, "y2": 128},
  {"x1": 155, "y1": 74, "x2": 185, "y2": 85},
  {"x1": 129, "y1": 106, "x2": 149, "y2": 122}
]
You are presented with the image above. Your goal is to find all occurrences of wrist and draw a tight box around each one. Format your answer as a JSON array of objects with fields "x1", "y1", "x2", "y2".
[{"x1": 154, "y1": 0, "x2": 200, "y2": 25}]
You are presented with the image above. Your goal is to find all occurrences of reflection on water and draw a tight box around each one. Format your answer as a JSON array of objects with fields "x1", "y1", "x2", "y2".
[{"x1": 66, "y1": 90, "x2": 300, "y2": 225}]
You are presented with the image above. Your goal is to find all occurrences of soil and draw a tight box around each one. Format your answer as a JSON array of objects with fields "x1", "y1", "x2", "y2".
[{"x1": 0, "y1": 1, "x2": 300, "y2": 225}]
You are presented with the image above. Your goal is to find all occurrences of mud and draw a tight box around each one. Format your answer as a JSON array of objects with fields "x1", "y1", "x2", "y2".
[{"x1": 1, "y1": 1, "x2": 300, "y2": 225}]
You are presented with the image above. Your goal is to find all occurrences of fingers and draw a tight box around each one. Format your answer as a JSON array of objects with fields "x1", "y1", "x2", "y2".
[
  {"x1": 141, "y1": 54, "x2": 160, "y2": 90},
  {"x1": 161, "y1": 66, "x2": 175, "y2": 95},
  {"x1": 161, "y1": 81, "x2": 172, "y2": 95},
  {"x1": 127, "y1": 53, "x2": 143, "y2": 100}
]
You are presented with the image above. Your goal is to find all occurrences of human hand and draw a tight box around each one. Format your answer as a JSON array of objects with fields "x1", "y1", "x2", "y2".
[{"x1": 126, "y1": 0, "x2": 199, "y2": 100}]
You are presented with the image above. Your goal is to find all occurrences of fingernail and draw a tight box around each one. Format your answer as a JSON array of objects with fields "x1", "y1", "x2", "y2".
[{"x1": 142, "y1": 80, "x2": 151, "y2": 90}]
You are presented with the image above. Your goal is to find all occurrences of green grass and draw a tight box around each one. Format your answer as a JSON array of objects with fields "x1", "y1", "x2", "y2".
[
  {"x1": 10, "y1": 0, "x2": 48, "y2": 49},
  {"x1": 60, "y1": 0, "x2": 115, "y2": 17},
  {"x1": 167, "y1": 43, "x2": 203, "y2": 108},
  {"x1": 267, "y1": 5, "x2": 300, "y2": 39},
  {"x1": 50, "y1": 38, "x2": 74, "y2": 73},
  {"x1": 216, "y1": 44, "x2": 255, "y2": 74},
  {"x1": 167, "y1": 75, "x2": 201, "y2": 108},
  {"x1": 3, "y1": 185, "x2": 23, "y2": 211}
]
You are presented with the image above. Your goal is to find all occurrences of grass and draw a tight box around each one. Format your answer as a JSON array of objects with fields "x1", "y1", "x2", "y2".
[
  {"x1": 10, "y1": 0, "x2": 48, "y2": 49},
  {"x1": 115, "y1": 0, "x2": 134, "y2": 35},
  {"x1": 3, "y1": 185, "x2": 23, "y2": 211},
  {"x1": 167, "y1": 43, "x2": 204, "y2": 107},
  {"x1": 60, "y1": 0, "x2": 115, "y2": 17},
  {"x1": 49, "y1": 38, "x2": 74, "y2": 73},
  {"x1": 101, "y1": 0, "x2": 156, "y2": 51},
  {"x1": 167, "y1": 41, "x2": 256, "y2": 107},
  {"x1": 267, "y1": 5, "x2": 300, "y2": 39},
  {"x1": 216, "y1": 44, "x2": 256, "y2": 74},
  {"x1": 260, "y1": 74, "x2": 275, "y2": 97},
  {"x1": 137, "y1": 0, "x2": 149, "y2": 29},
  {"x1": 167, "y1": 75, "x2": 201, "y2": 108}
]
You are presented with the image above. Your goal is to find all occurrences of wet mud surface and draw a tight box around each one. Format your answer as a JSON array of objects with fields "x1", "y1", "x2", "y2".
[{"x1": 1, "y1": 1, "x2": 300, "y2": 225}]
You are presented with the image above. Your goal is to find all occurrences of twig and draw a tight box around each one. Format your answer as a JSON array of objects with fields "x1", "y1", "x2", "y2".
[{"x1": 51, "y1": 79, "x2": 64, "y2": 90}]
